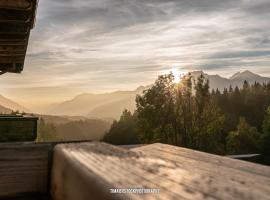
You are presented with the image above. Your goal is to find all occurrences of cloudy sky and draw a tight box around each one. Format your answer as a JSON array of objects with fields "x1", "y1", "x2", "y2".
[{"x1": 0, "y1": 0, "x2": 270, "y2": 110}]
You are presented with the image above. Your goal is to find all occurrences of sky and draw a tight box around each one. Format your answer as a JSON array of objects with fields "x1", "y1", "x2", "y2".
[{"x1": 0, "y1": 0, "x2": 270, "y2": 111}]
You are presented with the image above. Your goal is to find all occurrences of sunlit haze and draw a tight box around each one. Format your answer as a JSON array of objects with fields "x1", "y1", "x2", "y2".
[{"x1": 0, "y1": 0, "x2": 270, "y2": 112}]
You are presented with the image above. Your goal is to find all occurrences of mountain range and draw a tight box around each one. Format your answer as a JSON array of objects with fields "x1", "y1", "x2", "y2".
[
  {"x1": 45, "y1": 70, "x2": 270, "y2": 119},
  {"x1": 47, "y1": 86, "x2": 147, "y2": 119},
  {"x1": 190, "y1": 70, "x2": 270, "y2": 90},
  {"x1": 0, "y1": 70, "x2": 269, "y2": 119}
]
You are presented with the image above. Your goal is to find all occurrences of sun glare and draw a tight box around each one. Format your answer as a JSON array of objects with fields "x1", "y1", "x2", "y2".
[
  {"x1": 160, "y1": 68, "x2": 186, "y2": 83},
  {"x1": 171, "y1": 68, "x2": 181, "y2": 83}
]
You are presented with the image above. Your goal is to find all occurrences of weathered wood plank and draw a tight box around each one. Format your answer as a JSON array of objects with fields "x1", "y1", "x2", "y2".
[
  {"x1": 133, "y1": 143, "x2": 270, "y2": 178},
  {"x1": 51, "y1": 142, "x2": 270, "y2": 200},
  {"x1": 0, "y1": 142, "x2": 51, "y2": 198}
]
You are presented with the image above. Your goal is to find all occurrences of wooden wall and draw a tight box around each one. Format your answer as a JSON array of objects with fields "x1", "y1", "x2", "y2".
[{"x1": 0, "y1": 142, "x2": 51, "y2": 198}]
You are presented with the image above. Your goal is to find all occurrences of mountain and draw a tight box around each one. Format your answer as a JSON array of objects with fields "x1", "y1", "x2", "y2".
[
  {"x1": 47, "y1": 71, "x2": 270, "y2": 119},
  {"x1": 0, "y1": 95, "x2": 31, "y2": 113},
  {"x1": 190, "y1": 71, "x2": 231, "y2": 90},
  {"x1": 230, "y1": 72, "x2": 241, "y2": 80},
  {"x1": 190, "y1": 70, "x2": 270, "y2": 90},
  {"x1": 88, "y1": 95, "x2": 137, "y2": 119},
  {"x1": 230, "y1": 70, "x2": 270, "y2": 83},
  {"x1": 47, "y1": 86, "x2": 148, "y2": 119},
  {"x1": 0, "y1": 104, "x2": 12, "y2": 114}
]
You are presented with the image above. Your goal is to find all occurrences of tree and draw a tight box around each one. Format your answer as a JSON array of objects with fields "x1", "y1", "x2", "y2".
[
  {"x1": 261, "y1": 106, "x2": 270, "y2": 155},
  {"x1": 197, "y1": 98, "x2": 225, "y2": 154},
  {"x1": 104, "y1": 72, "x2": 270, "y2": 156},
  {"x1": 176, "y1": 73, "x2": 193, "y2": 146},
  {"x1": 136, "y1": 73, "x2": 177, "y2": 144},
  {"x1": 226, "y1": 117, "x2": 261, "y2": 154},
  {"x1": 192, "y1": 74, "x2": 215, "y2": 150},
  {"x1": 194, "y1": 74, "x2": 210, "y2": 116},
  {"x1": 102, "y1": 110, "x2": 140, "y2": 145},
  {"x1": 136, "y1": 72, "x2": 226, "y2": 153}
]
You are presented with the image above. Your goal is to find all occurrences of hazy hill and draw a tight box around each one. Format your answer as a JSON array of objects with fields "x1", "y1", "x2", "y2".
[
  {"x1": 47, "y1": 86, "x2": 147, "y2": 118},
  {"x1": 0, "y1": 95, "x2": 31, "y2": 113},
  {"x1": 88, "y1": 95, "x2": 137, "y2": 119},
  {"x1": 54, "y1": 119, "x2": 111, "y2": 141},
  {"x1": 38, "y1": 114, "x2": 111, "y2": 141},
  {"x1": 46, "y1": 71, "x2": 270, "y2": 119},
  {"x1": 0, "y1": 104, "x2": 12, "y2": 114}
]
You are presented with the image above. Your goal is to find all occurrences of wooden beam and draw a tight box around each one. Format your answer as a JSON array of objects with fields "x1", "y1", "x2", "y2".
[
  {"x1": 51, "y1": 142, "x2": 270, "y2": 200},
  {"x1": 0, "y1": 56, "x2": 26, "y2": 62},
  {"x1": 0, "y1": 1, "x2": 32, "y2": 10},
  {"x1": 0, "y1": 23, "x2": 29, "y2": 33},
  {"x1": 0, "y1": 45, "x2": 26, "y2": 52},
  {"x1": 0, "y1": 9, "x2": 30, "y2": 22},
  {"x1": 0, "y1": 33, "x2": 28, "y2": 41}
]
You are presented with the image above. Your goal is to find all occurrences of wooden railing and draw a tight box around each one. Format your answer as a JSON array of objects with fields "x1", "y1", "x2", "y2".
[{"x1": 0, "y1": 141, "x2": 270, "y2": 200}]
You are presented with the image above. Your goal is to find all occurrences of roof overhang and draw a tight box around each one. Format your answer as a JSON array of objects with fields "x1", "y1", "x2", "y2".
[{"x1": 0, "y1": 0, "x2": 38, "y2": 74}]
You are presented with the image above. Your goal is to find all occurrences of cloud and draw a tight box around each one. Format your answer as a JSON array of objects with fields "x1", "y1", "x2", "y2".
[
  {"x1": 0, "y1": 0, "x2": 270, "y2": 109},
  {"x1": 207, "y1": 50, "x2": 270, "y2": 59}
]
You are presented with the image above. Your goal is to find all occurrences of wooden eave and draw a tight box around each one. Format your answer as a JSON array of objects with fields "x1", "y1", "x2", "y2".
[{"x1": 0, "y1": 0, "x2": 37, "y2": 74}]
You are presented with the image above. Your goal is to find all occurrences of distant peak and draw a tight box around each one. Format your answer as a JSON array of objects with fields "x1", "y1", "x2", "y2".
[
  {"x1": 242, "y1": 70, "x2": 256, "y2": 75},
  {"x1": 230, "y1": 72, "x2": 241, "y2": 80},
  {"x1": 230, "y1": 70, "x2": 260, "y2": 80}
]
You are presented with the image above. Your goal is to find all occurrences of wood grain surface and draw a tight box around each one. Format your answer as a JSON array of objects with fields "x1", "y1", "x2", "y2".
[{"x1": 51, "y1": 142, "x2": 270, "y2": 200}]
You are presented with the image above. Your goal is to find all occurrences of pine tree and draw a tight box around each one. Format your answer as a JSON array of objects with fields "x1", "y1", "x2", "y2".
[{"x1": 103, "y1": 110, "x2": 139, "y2": 145}]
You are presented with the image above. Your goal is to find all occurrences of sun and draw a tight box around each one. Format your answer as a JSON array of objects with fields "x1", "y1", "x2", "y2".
[
  {"x1": 160, "y1": 68, "x2": 186, "y2": 83},
  {"x1": 171, "y1": 68, "x2": 181, "y2": 83}
]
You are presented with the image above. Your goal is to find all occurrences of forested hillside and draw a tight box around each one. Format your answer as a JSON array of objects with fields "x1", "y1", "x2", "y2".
[
  {"x1": 103, "y1": 73, "x2": 270, "y2": 155},
  {"x1": 37, "y1": 116, "x2": 111, "y2": 142}
]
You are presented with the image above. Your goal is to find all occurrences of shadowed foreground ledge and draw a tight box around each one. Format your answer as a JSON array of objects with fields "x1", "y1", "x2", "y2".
[{"x1": 51, "y1": 142, "x2": 270, "y2": 200}]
